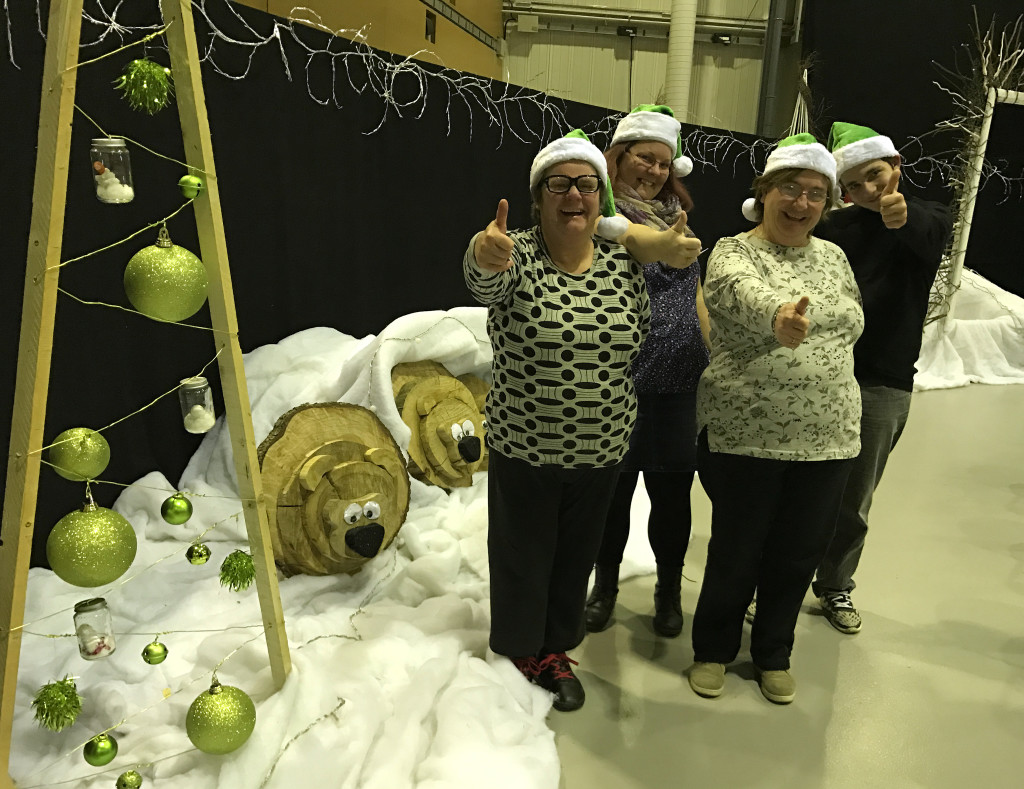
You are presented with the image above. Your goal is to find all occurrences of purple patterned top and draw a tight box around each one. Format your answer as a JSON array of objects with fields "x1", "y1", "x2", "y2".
[{"x1": 617, "y1": 197, "x2": 709, "y2": 393}]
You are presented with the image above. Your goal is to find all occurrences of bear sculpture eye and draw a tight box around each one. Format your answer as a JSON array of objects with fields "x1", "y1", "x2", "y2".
[
  {"x1": 363, "y1": 501, "x2": 382, "y2": 520},
  {"x1": 461, "y1": 420, "x2": 475, "y2": 437},
  {"x1": 450, "y1": 423, "x2": 465, "y2": 441},
  {"x1": 344, "y1": 503, "x2": 362, "y2": 525}
]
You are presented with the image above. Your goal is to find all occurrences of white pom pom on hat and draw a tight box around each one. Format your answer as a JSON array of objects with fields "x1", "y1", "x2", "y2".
[
  {"x1": 741, "y1": 198, "x2": 760, "y2": 223},
  {"x1": 596, "y1": 215, "x2": 630, "y2": 240}
]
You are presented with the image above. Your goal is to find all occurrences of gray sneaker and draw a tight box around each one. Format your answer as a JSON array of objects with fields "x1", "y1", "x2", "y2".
[
  {"x1": 688, "y1": 662, "x2": 726, "y2": 698},
  {"x1": 819, "y1": 591, "x2": 862, "y2": 634},
  {"x1": 758, "y1": 668, "x2": 796, "y2": 704}
]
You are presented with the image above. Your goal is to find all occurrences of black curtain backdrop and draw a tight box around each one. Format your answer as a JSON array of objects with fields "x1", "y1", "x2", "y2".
[
  {"x1": 804, "y1": 0, "x2": 1024, "y2": 297},
  {"x1": 0, "y1": 1, "x2": 760, "y2": 566}
]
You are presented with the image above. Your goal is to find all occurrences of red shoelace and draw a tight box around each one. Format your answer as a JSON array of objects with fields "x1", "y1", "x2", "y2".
[{"x1": 536, "y1": 653, "x2": 578, "y2": 680}]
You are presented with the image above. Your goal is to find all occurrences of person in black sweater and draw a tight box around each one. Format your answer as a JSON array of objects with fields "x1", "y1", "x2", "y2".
[{"x1": 810, "y1": 121, "x2": 953, "y2": 633}]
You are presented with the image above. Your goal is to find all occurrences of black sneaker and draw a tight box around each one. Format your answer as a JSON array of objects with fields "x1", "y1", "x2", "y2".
[
  {"x1": 535, "y1": 652, "x2": 585, "y2": 711},
  {"x1": 510, "y1": 656, "x2": 539, "y2": 682}
]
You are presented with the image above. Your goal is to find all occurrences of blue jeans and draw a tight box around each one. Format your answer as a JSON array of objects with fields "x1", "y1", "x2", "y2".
[{"x1": 813, "y1": 385, "x2": 912, "y2": 596}]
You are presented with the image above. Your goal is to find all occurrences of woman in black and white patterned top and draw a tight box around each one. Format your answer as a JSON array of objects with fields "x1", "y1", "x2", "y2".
[
  {"x1": 464, "y1": 131, "x2": 693, "y2": 712},
  {"x1": 687, "y1": 134, "x2": 864, "y2": 706}
]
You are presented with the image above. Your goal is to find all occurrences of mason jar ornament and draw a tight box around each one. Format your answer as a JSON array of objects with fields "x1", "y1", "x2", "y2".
[
  {"x1": 90, "y1": 138, "x2": 135, "y2": 203},
  {"x1": 74, "y1": 598, "x2": 116, "y2": 660},
  {"x1": 179, "y1": 377, "x2": 215, "y2": 434}
]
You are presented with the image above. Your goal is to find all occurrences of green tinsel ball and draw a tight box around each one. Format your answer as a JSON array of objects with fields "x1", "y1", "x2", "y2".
[
  {"x1": 124, "y1": 226, "x2": 208, "y2": 323},
  {"x1": 46, "y1": 502, "x2": 138, "y2": 587},
  {"x1": 160, "y1": 493, "x2": 193, "y2": 525},
  {"x1": 115, "y1": 58, "x2": 173, "y2": 114},
  {"x1": 31, "y1": 676, "x2": 83, "y2": 732},
  {"x1": 186, "y1": 543, "x2": 212, "y2": 565},
  {"x1": 142, "y1": 640, "x2": 168, "y2": 665},
  {"x1": 83, "y1": 733, "x2": 118, "y2": 766},
  {"x1": 116, "y1": 770, "x2": 144, "y2": 789},
  {"x1": 186, "y1": 680, "x2": 256, "y2": 755},
  {"x1": 219, "y1": 550, "x2": 255, "y2": 592},
  {"x1": 48, "y1": 427, "x2": 110, "y2": 482}
]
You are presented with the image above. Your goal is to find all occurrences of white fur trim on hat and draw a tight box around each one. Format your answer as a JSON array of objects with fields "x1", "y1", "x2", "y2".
[
  {"x1": 833, "y1": 135, "x2": 898, "y2": 180},
  {"x1": 596, "y1": 215, "x2": 630, "y2": 240},
  {"x1": 529, "y1": 137, "x2": 609, "y2": 192},
  {"x1": 741, "y1": 197, "x2": 760, "y2": 223},
  {"x1": 762, "y1": 141, "x2": 837, "y2": 192}
]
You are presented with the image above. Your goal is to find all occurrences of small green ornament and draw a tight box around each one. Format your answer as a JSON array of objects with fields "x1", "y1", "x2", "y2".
[
  {"x1": 219, "y1": 550, "x2": 255, "y2": 592},
  {"x1": 178, "y1": 174, "x2": 204, "y2": 199},
  {"x1": 115, "y1": 58, "x2": 173, "y2": 114},
  {"x1": 123, "y1": 225, "x2": 208, "y2": 323},
  {"x1": 46, "y1": 502, "x2": 138, "y2": 587},
  {"x1": 31, "y1": 676, "x2": 83, "y2": 732},
  {"x1": 160, "y1": 493, "x2": 193, "y2": 525},
  {"x1": 116, "y1": 770, "x2": 144, "y2": 789},
  {"x1": 142, "y1": 640, "x2": 168, "y2": 665},
  {"x1": 84, "y1": 733, "x2": 118, "y2": 766},
  {"x1": 186, "y1": 543, "x2": 211, "y2": 565},
  {"x1": 186, "y1": 679, "x2": 256, "y2": 755},
  {"x1": 48, "y1": 427, "x2": 110, "y2": 481}
]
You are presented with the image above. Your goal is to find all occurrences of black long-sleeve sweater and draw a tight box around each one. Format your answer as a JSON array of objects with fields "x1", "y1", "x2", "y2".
[{"x1": 816, "y1": 196, "x2": 953, "y2": 391}]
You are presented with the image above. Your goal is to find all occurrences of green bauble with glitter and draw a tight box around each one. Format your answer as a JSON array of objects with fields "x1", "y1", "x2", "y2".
[
  {"x1": 48, "y1": 427, "x2": 110, "y2": 481},
  {"x1": 142, "y1": 640, "x2": 168, "y2": 665},
  {"x1": 116, "y1": 770, "x2": 144, "y2": 789},
  {"x1": 46, "y1": 502, "x2": 138, "y2": 587},
  {"x1": 124, "y1": 225, "x2": 208, "y2": 322},
  {"x1": 160, "y1": 493, "x2": 193, "y2": 525},
  {"x1": 31, "y1": 676, "x2": 83, "y2": 732},
  {"x1": 83, "y1": 733, "x2": 118, "y2": 766},
  {"x1": 186, "y1": 680, "x2": 256, "y2": 754},
  {"x1": 186, "y1": 542, "x2": 212, "y2": 565},
  {"x1": 115, "y1": 58, "x2": 173, "y2": 114}
]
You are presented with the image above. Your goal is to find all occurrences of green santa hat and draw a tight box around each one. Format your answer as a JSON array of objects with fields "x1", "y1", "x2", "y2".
[
  {"x1": 530, "y1": 129, "x2": 628, "y2": 240},
  {"x1": 611, "y1": 104, "x2": 694, "y2": 177},
  {"x1": 741, "y1": 132, "x2": 838, "y2": 222},
  {"x1": 829, "y1": 121, "x2": 898, "y2": 180}
]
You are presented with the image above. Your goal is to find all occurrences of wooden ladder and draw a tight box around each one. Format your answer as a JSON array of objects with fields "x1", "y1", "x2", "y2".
[{"x1": 0, "y1": 2, "x2": 291, "y2": 785}]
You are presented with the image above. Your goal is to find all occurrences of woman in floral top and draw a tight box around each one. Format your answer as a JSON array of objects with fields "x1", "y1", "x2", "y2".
[{"x1": 687, "y1": 134, "x2": 864, "y2": 705}]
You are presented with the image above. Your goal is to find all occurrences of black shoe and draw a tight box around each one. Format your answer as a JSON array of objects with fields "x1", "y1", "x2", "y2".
[
  {"x1": 652, "y1": 564, "x2": 683, "y2": 638},
  {"x1": 535, "y1": 652, "x2": 585, "y2": 711},
  {"x1": 584, "y1": 563, "x2": 619, "y2": 633}
]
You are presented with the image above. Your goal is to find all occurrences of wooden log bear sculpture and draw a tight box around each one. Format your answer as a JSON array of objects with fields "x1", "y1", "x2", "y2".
[
  {"x1": 257, "y1": 402, "x2": 410, "y2": 576},
  {"x1": 391, "y1": 360, "x2": 489, "y2": 489}
]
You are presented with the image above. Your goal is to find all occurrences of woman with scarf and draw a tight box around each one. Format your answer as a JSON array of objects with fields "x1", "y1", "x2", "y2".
[{"x1": 584, "y1": 106, "x2": 709, "y2": 638}]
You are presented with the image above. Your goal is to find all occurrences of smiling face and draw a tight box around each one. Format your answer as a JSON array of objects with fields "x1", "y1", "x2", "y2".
[
  {"x1": 840, "y1": 157, "x2": 899, "y2": 211},
  {"x1": 615, "y1": 141, "x2": 674, "y2": 201},
  {"x1": 537, "y1": 161, "x2": 602, "y2": 236},
  {"x1": 759, "y1": 169, "x2": 830, "y2": 246}
]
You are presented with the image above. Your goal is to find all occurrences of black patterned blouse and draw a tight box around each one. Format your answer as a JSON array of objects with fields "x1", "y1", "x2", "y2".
[{"x1": 463, "y1": 226, "x2": 651, "y2": 468}]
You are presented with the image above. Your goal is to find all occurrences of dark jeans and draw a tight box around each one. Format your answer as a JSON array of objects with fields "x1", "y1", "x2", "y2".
[
  {"x1": 487, "y1": 450, "x2": 621, "y2": 657},
  {"x1": 814, "y1": 385, "x2": 912, "y2": 596},
  {"x1": 597, "y1": 391, "x2": 698, "y2": 568},
  {"x1": 692, "y1": 432, "x2": 853, "y2": 671}
]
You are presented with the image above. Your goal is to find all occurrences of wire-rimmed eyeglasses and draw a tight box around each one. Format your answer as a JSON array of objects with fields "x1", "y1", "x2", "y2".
[{"x1": 776, "y1": 182, "x2": 828, "y2": 203}]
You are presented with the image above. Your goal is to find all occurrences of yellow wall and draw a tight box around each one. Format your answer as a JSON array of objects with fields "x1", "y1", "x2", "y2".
[{"x1": 233, "y1": 0, "x2": 502, "y2": 80}]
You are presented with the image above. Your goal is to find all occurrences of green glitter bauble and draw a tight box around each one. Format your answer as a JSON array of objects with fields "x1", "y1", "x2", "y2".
[
  {"x1": 142, "y1": 641, "x2": 168, "y2": 665},
  {"x1": 186, "y1": 681, "x2": 256, "y2": 755},
  {"x1": 219, "y1": 550, "x2": 255, "y2": 592},
  {"x1": 186, "y1": 543, "x2": 212, "y2": 565},
  {"x1": 83, "y1": 733, "x2": 118, "y2": 766},
  {"x1": 178, "y1": 174, "x2": 204, "y2": 199},
  {"x1": 116, "y1": 770, "x2": 144, "y2": 789},
  {"x1": 115, "y1": 58, "x2": 173, "y2": 114},
  {"x1": 46, "y1": 503, "x2": 138, "y2": 587},
  {"x1": 31, "y1": 676, "x2": 83, "y2": 732},
  {"x1": 48, "y1": 427, "x2": 110, "y2": 482},
  {"x1": 124, "y1": 226, "x2": 208, "y2": 322},
  {"x1": 160, "y1": 493, "x2": 193, "y2": 525}
]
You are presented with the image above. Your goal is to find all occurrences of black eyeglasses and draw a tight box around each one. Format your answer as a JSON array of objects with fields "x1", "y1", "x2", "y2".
[{"x1": 542, "y1": 174, "x2": 601, "y2": 194}]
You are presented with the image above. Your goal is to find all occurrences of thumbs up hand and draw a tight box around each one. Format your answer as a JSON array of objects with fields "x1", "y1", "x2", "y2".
[
  {"x1": 474, "y1": 199, "x2": 516, "y2": 272},
  {"x1": 661, "y1": 210, "x2": 703, "y2": 269},
  {"x1": 774, "y1": 296, "x2": 811, "y2": 349},
  {"x1": 879, "y1": 168, "x2": 907, "y2": 229}
]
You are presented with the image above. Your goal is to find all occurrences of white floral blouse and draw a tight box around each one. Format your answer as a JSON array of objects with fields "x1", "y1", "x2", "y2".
[{"x1": 697, "y1": 232, "x2": 864, "y2": 461}]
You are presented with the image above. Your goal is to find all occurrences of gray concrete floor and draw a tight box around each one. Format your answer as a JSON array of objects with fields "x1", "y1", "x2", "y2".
[{"x1": 553, "y1": 384, "x2": 1024, "y2": 788}]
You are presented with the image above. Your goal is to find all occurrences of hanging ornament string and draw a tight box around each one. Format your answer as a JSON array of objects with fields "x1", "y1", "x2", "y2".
[
  {"x1": 73, "y1": 103, "x2": 211, "y2": 179},
  {"x1": 54, "y1": 287, "x2": 230, "y2": 332},
  {"x1": 56, "y1": 21, "x2": 172, "y2": 76}
]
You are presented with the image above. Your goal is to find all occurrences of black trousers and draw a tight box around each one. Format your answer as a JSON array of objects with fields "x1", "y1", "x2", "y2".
[
  {"x1": 487, "y1": 450, "x2": 621, "y2": 657},
  {"x1": 597, "y1": 470, "x2": 695, "y2": 568},
  {"x1": 691, "y1": 432, "x2": 853, "y2": 671}
]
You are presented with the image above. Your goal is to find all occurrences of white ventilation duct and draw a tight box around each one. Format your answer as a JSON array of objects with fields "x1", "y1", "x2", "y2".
[{"x1": 664, "y1": 0, "x2": 698, "y2": 119}]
